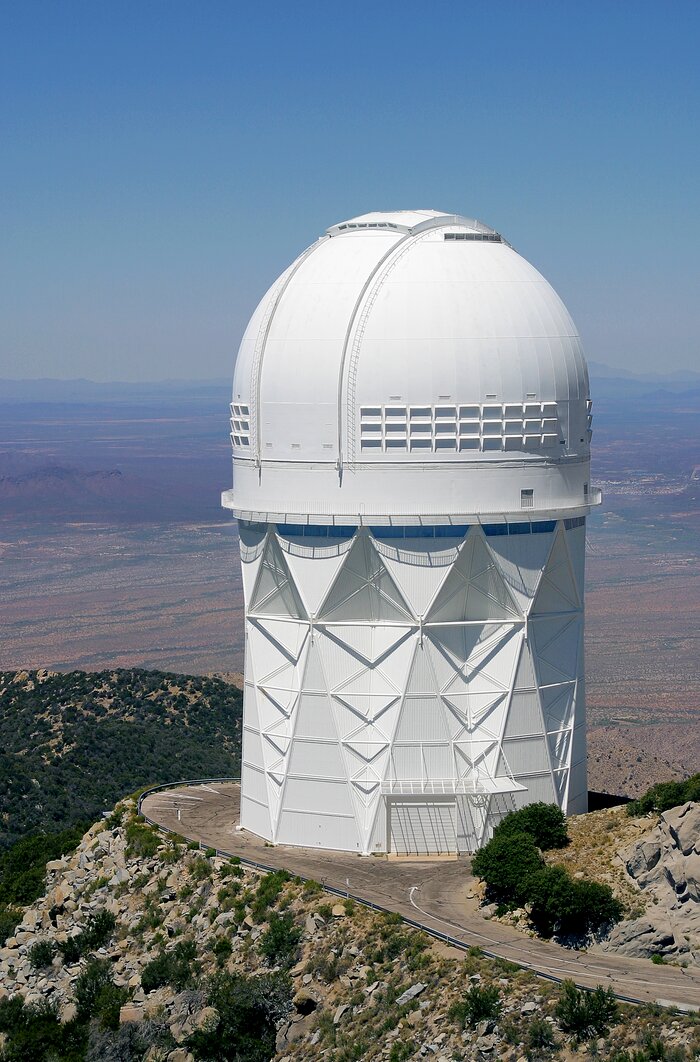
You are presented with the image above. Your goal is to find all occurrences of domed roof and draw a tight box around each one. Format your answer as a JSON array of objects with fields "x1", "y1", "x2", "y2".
[{"x1": 226, "y1": 212, "x2": 592, "y2": 523}]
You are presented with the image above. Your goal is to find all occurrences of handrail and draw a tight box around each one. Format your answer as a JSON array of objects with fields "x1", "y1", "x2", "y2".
[{"x1": 136, "y1": 778, "x2": 659, "y2": 1008}]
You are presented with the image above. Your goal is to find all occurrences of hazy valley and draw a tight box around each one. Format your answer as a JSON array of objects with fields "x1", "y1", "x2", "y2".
[{"x1": 1, "y1": 372, "x2": 698, "y2": 798}]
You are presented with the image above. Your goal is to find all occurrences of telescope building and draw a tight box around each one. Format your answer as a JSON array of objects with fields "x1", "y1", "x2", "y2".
[{"x1": 223, "y1": 210, "x2": 598, "y2": 855}]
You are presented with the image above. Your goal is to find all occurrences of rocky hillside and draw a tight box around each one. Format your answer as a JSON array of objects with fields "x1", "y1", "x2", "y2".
[
  {"x1": 0, "y1": 669, "x2": 242, "y2": 850},
  {"x1": 1, "y1": 801, "x2": 699, "y2": 1062},
  {"x1": 599, "y1": 801, "x2": 700, "y2": 964}
]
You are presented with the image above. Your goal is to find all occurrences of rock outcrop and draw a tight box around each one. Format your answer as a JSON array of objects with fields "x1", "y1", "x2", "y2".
[{"x1": 599, "y1": 802, "x2": 700, "y2": 962}]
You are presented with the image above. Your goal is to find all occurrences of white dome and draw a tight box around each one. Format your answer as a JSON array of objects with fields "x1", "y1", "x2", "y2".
[{"x1": 225, "y1": 211, "x2": 593, "y2": 523}]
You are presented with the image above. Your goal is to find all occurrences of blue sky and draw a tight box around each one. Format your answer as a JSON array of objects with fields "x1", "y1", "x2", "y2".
[{"x1": 2, "y1": 1, "x2": 698, "y2": 380}]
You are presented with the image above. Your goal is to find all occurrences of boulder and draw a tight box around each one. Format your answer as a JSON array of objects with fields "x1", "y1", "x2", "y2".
[
  {"x1": 119, "y1": 1004, "x2": 144, "y2": 1024},
  {"x1": 395, "y1": 982, "x2": 426, "y2": 1006},
  {"x1": 662, "y1": 803, "x2": 700, "y2": 857},
  {"x1": 602, "y1": 917, "x2": 684, "y2": 958}
]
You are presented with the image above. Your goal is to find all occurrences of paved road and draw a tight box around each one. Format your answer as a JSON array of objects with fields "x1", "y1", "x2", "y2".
[{"x1": 141, "y1": 783, "x2": 700, "y2": 1010}]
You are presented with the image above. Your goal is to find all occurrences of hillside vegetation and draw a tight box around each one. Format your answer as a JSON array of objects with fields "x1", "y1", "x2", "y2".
[
  {"x1": 0, "y1": 669, "x2": 242, "y2": 850},
  {"x1": 1, "y1": 798, "x2": 698, "y2": 1061}
]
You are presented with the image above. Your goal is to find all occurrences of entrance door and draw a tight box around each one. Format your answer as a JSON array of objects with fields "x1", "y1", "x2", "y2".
[{"x1": 390, "y1": 801, "x2": 457, "y2": 855}]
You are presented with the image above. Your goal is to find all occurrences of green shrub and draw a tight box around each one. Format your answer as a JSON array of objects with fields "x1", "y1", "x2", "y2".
[
  {"x1": 472, "y1": 831, "x2": 544, "y2": 902},
  {"x1": 29, "y1": 939, "x2": 56, "y2": 969},
  {"x1": 74, "y1": 958, "x2": 126, "y2": 1026},
  {"x1": 554, "y1": 980, "x2": 618, "y2": 1039},
  {"x1": 259, "y1": 912, "x2": 302, "y2": 967},
  {"x1": 0, "y1": 906, "x2": 22, "y2": 946},
  {"x1": 527, "y1": 866, "x2": 622, "y2": 937},
  {"x1": 141, "y1": 938, "x2": 198, "y2": 992},
  {"x1": 213, "y1": 934, "x2": 233, "y2": 967},
  {"x1": 251, "y1": 869, "x2": 291, "y2": 921},
  {"x1": 186, "y1": 970, "x2": 292, "y2": 1062},
  {"x1": 493, "y1": 802, "x2": 569, "y2": 850},
  {"x1": 302, "y1": 879, "x2": 323, "y2": 897},
  {"x1": 448, "y1": 984, "x2": 501, "y2": 1028},
  {"x1": 627, "y1": 773, "x2": 700, "y2": 816},
  {"x1": 0, "y1": 825, "x2": 86, "y2": 907},
  {"x1": 125, "y1": 821, "x2": 160, "y2": 859},
  {"x1": 59, "y1": 909, "x2": 117, "y2": 963},
  {"x1": 526, "y1": 1015, "x2": 557, "y2": 1051}
]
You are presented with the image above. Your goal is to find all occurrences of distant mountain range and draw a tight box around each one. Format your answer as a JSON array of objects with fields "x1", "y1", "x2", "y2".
[{"x1": 2, "y1": 365, "x2": 698, "y2": 405}]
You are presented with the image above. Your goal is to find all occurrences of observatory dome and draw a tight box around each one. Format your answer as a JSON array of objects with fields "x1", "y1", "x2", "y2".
[
  {"x1": 225, "y1": 209, "x2": 593, "y2": 526},
  {"x1": 225, "y1": 211, "x2": 598, "y2": 854}
]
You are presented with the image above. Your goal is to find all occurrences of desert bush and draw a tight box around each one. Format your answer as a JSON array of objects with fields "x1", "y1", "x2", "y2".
[
  {"x1": 493, "y1": 802, "x2": 569, "y2": 850},
  {"x1": 251, "y1": 869, "x2": 291, "y2": 921},
  {"x1": 213, "y1": 933, "x2": 233, "y2": 967},
  {"x1": 472, "y1": 830, "x2": 544, "y2": 902},
  {"x1": 449, "y1": 984, "x2": 501, "y2": 1028},
  {"x1": 259, "y1": 911, "x2": 302, "y2": 967},
  {"x1": 29, "y1": 939, "x2": 56, "y2": 968},
  {"x1": 75, "y1": 957, "x2": 127, "y2": 1027},
  {"x1": 141, "y1": 938, "x2": 198, "y2": 992},
  {"x1": 125, "y1": 820, "x2": 160, "y2": 859},
  {"x1": 186, "y1": 970, "x2": 293, "y2": 1062},
  {"x1": 526, "y1": 1015, "x2": 557, "y2": 1051},
  {"x1": 526, "y1": 866, "x2": 622, "y2": 937},
  {"x1": 0, "y1": 825, "x2": 86, "y2": 907},
  {"x1": 554, "y1": 980, "x2": 618, "y2": 1039},
  {"x1": 0, "y1": 905, "x2": 22, "y2": 946},
  {"x1": 627, "y1": 774, "x2": 700, "y2": 817},
  {"x1": 59, "y1": 909, "x2": 117, "y2": 963}
]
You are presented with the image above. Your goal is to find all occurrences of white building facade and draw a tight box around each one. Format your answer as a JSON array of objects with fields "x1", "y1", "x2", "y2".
[{"x1": 223, "y1": 211, "x2": 599, "y2": 855}]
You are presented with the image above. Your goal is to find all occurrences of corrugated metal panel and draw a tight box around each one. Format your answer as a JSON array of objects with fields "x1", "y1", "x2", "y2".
[
  {"x1": 277, "y1": 809, "x2": 360, "y2": 851},
  {"x1": 241, "y1": 763, "x2": 268, "y2": 805},
  {"x1": 288, "y1": 738, "x2": 345, "y2": 778},
  {"x1": 284, "y1": 777, "x2": 354, "y2": 816},
  {"x1": 242, "y1": 725, "x2": 265, "y2": 770},
  {"x1": 240, "y1": 794, "x2": 272, "y2": 841},
  {"x1": 503, "y1": 690, "x2": 544, "y2": 738},
  {"x1": 502, "y1": 735, "x2": 550, "y2": 773},
  {"x1": 512, "y1": 772, "x2": 556, "y2": 806},
  {"x1": 390, "y1": 802, "x2": 456, "y2": 854}
]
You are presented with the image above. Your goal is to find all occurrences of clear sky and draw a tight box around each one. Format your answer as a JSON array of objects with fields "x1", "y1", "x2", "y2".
[{"x1": 2, "y1": 0, "x2": 698, "y2": 381}]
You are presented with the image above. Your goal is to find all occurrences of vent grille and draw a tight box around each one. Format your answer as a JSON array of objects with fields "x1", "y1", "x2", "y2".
[
  {"x1": 444, "y1": 232, "x2": 502, "y2": 242},
  {"x1": 359, "y1": 402, "x2": 565, "y2": 453}
]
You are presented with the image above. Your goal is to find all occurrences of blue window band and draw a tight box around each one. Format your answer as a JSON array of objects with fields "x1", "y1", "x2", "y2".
[{"x1": 238, "y1": 519, "x2": 575, "y2": 538}]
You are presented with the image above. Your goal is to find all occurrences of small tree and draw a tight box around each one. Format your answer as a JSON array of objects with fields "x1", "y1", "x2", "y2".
[
  {"x1": 554, "y1": 980, "x2": 618, "y2": 1039},
  {"x1": 493, "y1": 802, "x2": 568, "y2": 850},
  {"x1": 472, "y1": 831, "x2": 544, "y2": 903},
  {"x1": 448, "y1": 984, "x2": 501, "y2": 1028},
  {"x1": 259, "y1": 912, "x2": 302, "y2": 968}
]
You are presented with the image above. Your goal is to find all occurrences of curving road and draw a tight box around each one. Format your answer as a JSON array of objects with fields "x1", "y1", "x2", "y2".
[{"x1": 141, "y1": 783, "x2": 700, "y2": 1010}]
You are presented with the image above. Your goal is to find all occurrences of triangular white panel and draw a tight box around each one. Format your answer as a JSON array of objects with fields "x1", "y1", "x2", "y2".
[
  {"x1": 427, "y1": 533, "x2": 520, "y2": 622},
  {"x1": 379, "y1": 548, "x2": 455, "y2": 617},
  {"x1": 283, "y1": 546, "x2": 350, "y2": 616},
  {"x1": 253, "y1": 618, "x2": 309, "y2": 662},
  {"x1": 322, "y1": 624, "x2": 414, "y2": 667},
  {"x1": 541, "y1": 682, "x2": 576, "y2": 733},
  {"x1": 393, "y1": 642, "x2": 450, "y2": 743},
  {"x1": 532, "y1": 531, "x2": 580, "y2": 614},
  {"x1": 427, "y1": 623, "x2": 507, "y2": 671},
  {"x1": 532, "y1": 617, "x2": 580, "y2": 681},
  {"x1": 503, "y1": 690, "x2": 545, "y2": 738},
  {"x1": 512, "y1": 641, "x2": 538, "y2": 689},
  {"x1": 547, "y1": 728, "x2": 572, "y2": 771},
  {"x1": 486, "y1": 530, "x2": 554, "y2": 613},
  {"x1": 319, "y1": 533, "x2": 413, "y2": 622},
  {"x1": 250, "y1": 534, "x2": 307, "y2": 619}
]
